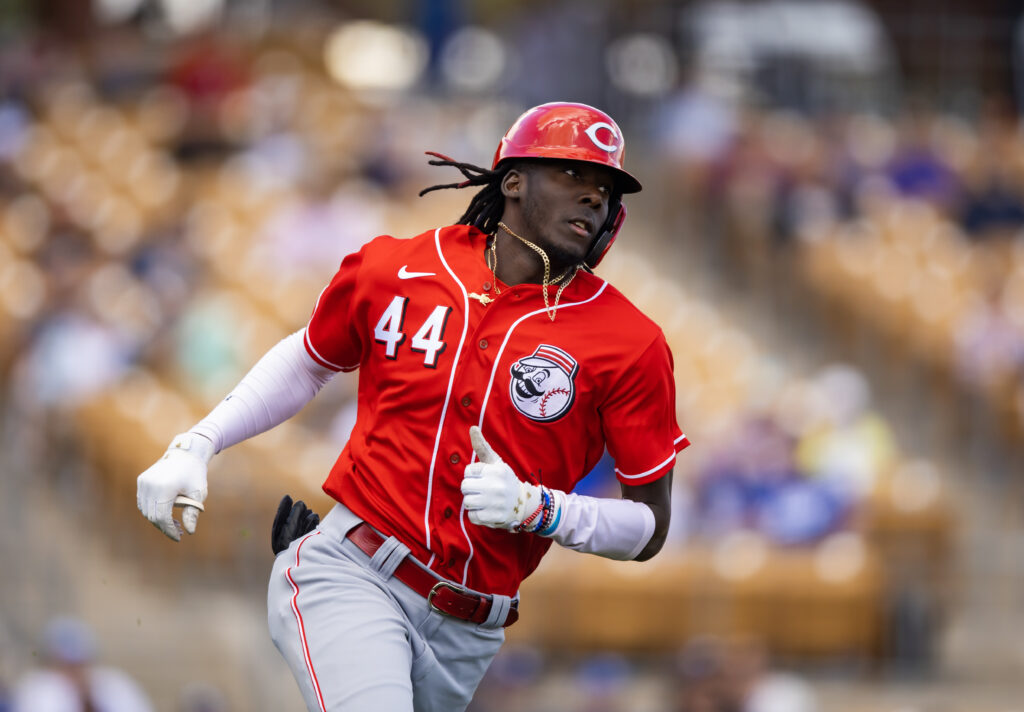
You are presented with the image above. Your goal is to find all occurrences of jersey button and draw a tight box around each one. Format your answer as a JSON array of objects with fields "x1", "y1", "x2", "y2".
[
  {"x1": 444, "y1": 506, "x2": 454, "y2": 519},
  {"x1": 461, "y1": 396, "x2": 472, "y2": 407},
  {"x1": 482, "y1": 281, "x2": 492, "y2": 291},
  {"x1": 449, "y1": 453, "x2": 460, "y2": 464},
  {"x1": 479, "y1": 339, "x2": 488, "y2": 349}
]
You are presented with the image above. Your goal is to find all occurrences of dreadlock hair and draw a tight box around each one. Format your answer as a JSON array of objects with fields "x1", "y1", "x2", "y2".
[{"x1": 418, "y1": 152, "x2": 512, "y2": 236}]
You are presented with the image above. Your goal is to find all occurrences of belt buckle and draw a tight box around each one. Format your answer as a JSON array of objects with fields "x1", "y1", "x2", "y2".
[{"x1": 427, "y1": 580, "x2": 465, "y2": 617}]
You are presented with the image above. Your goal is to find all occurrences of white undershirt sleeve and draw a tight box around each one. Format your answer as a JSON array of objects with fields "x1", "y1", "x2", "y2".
[
  {"x1": 190, "y1": 329, "x2": 336, "y2": 453},
  {"x1": 543, "y1": 490, "x2": 656, "y2": 561}
]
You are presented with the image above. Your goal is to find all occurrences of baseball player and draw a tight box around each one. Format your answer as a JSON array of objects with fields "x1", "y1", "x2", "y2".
[{"x1": 136, "y1": 102, "x2": 689, "y2": 712}]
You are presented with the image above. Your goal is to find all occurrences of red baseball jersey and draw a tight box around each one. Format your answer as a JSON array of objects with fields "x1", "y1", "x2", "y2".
[{"x1": 304, "y1": 225, "x2": 688, "y2": 596}]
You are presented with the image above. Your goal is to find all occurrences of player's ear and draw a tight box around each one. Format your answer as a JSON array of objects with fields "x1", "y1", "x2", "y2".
[{"x1": 501, "y1": 168, "x2": 524, "y2": 200}]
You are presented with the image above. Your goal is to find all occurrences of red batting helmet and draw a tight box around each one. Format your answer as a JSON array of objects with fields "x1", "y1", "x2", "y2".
[{"x1": 492, "y1": 102, "x2": 642, "y2": 194}]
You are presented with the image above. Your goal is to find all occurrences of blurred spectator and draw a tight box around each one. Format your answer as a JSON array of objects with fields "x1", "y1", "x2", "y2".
[
  {"x1": 11, "y1": 617, "x2": 153, "y2": 712},
  {"x1": 259, "y1": 175, "x2": 384, "y2": 276},
  {"x1": 178, "y1": 682, "x2": 227, "y2": 712},
  {"x1": 953, "y1": 284, "x2": 1024, "y2": 394},
  {"x1": 767, "y1": 115, "x2": 841, "y2": 246},
  {"x1": 0, "y1": 100, "x2": 29, "y2": 163},
  {"x1": 958, "y1": 167, "x2": 1024, "y2": 238},
  {"x1": 171, "y1": 295, "x2": 249, "y2": 400},
  {"x1": 692, "y1": 414, "x2": 807, "y2": 542},
  {"x1": 166, "y1": 31, "x2": 249, "y2": 162},
  {"x1": 672, "y1": 637, "x2": 819, "y2": 712},
  {"x1": 167, "y1": 31, "x2": 248, "y2": 111},
  {"x1": 504, "y1": 1, "x2": 608, "y2": 107},
  {"x1": 465, "y1": 645, "x2": 543, "y2": 712},
  {"x1": 794, "y1": 364, "x2": 897, "y2": 499},
  {"x1": 32, "y1": 0, "x2": 98, "y2": 82},
  {"x1": 884, "y1": 111, "x2": 959, "y2": 210},
  {"x1": 958, "y1": 100, "x2": 1024, "y2": 239},
  {"x1": 10, "y1": 308, "x2": 132, "y2": 412},
  {"x1": 654, "y1": 74, "x2": 740, "y2": 171},
  {"x1": 651, "y1": 73, "x2": 742, "y2": 259},
  {"x1": 673, "y1": 636, "x2": 728, "y2": 712},
  {"x1": 415, "y1": 0, "x2": 466, "y2": 85},
  {"x1": 744, "y1": 672, "x2": 817, "y2": 712},
  {"x1": 572, "y1": 653, "x2": 633, "y2": 712},
  {"x1": 8, "y1": 234, "x2": 145, "y2": 415}
]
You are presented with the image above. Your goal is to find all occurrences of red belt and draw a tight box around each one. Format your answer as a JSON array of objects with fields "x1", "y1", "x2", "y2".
[{"x1": 346, "y1": 523, "x2": 519, "y2": 627}]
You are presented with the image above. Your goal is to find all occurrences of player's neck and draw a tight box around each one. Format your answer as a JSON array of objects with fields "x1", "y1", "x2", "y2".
[
  {"x1": 489, "y1": 238, "x2": 542, "y2": 286},
  {"x1": 488, "y1": 223, "x2": 571, "y2": 287}
]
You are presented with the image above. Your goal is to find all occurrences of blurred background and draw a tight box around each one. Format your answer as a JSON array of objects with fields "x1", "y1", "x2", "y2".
[{"x1": 2, "y1": 0, "x2": 1024, "y2": 710}]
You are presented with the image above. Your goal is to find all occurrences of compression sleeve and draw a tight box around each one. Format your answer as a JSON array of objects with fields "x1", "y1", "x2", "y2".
[
  {"x1": 543, "y1": 490, "x2": 656, "y2": 561},
  {"x1": 190, "y1": 329, "x2": 335, "y2": 453}
]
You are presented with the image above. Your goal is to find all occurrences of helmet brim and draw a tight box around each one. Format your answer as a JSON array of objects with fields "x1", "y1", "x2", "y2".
[{"x1": 496, "y1": 154, "x2": 642, "y2": 194}]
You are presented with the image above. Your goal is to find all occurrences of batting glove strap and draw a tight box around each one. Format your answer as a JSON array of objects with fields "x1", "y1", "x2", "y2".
[
  {"x1": 165, "y1": 431, "x2": 215, "y2": 464},
  {"x1": 517, "y1": 486, "x2": 561, "y2": 535}
]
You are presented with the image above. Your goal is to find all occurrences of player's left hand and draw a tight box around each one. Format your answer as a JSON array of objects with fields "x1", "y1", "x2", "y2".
[
  {"x1": 461, "y1": 426, "x2": 541, "y2": 532},
  {"x1": 271, "y1": 495, "x2": 321, "y2": 555}
]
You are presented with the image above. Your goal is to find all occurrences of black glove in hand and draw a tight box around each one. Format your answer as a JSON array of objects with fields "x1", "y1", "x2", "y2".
[{"x1": 271, "y1": 495, "x2": 321, "y2": 555}]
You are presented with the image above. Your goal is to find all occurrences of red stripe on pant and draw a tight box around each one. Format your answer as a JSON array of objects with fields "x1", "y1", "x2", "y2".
[{"x1": 287, "y1": 532, "x2": 327, "y2": 712}]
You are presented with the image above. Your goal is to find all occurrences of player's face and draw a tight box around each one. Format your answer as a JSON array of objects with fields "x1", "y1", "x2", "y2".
[{"x1": 516, "y1": 160, "x2": 615, "y2": 269}]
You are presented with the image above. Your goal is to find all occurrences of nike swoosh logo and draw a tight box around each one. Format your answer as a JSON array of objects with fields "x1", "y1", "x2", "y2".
[{"x1": 398, "y1": 265, "x2": 436, "y2": 279}]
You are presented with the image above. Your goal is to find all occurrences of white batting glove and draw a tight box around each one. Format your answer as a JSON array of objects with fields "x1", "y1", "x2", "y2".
[
  {"x1": 136, "y1": 432, "x2": 213, "y2": 541},
  {"x1": 461, "y1": 426, "x2": 543, "y2": 532}
]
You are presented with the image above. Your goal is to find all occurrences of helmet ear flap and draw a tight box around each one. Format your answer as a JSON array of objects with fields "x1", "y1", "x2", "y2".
[{"x1": 584, "y1": 199, "x2": 626, "y2": 269}]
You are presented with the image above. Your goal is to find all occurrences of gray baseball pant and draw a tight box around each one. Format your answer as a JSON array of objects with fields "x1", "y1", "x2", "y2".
[{"x1": 267, "y1": 503, "x2": 507, "y2": 712}]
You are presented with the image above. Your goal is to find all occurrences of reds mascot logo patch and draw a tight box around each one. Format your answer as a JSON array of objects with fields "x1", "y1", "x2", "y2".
[{"x1": 509, "y1": 344, "x2": 578, "y2": 422}]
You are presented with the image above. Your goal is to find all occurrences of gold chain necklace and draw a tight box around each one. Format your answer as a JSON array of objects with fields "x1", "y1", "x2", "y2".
[{"x1": 490, "y1": 222, "x2": 579, "y2": 321}]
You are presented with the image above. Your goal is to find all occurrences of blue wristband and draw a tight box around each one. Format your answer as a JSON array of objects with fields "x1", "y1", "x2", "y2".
[
  {"x1": 537, "y1": 500, "x2": 562, "y2": 537},
  {"x1": 531, "y1": 489, "x2": 551, "y2": 533}
]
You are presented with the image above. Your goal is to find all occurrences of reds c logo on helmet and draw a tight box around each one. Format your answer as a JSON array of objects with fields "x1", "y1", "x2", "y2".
[
  {"x1": 508, "y1": 344, "x2": 579, "y2": 423},
  {"x1": 583, "y1": 121, "x2": 621, "y2": 152}
]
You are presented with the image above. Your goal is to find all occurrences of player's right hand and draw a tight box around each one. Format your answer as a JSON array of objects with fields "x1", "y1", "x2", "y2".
[
  {"x1": 136, "y1": 432, "x2": 214, "y2": 541},
  {"x1": 461, "y1": 426, "x2": 542, "y2": 532}
]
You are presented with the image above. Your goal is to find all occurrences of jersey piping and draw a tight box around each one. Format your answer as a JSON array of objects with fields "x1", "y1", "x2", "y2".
[
  {"x1": 423, "y1": 227, "x2": 471, "y2": 557},
  {"x1": 615, "y1": 433, "x2": 689, "y2": 480}
]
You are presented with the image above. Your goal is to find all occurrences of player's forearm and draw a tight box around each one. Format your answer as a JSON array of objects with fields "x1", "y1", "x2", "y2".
[
  {"x1": 542, "y1": 491, "x2": 657, "y2": 561},
  {"x1": 190, "y1": 329, "x2": 335, "y2": 452},
  {"x1": 619, "y1": 471, "x2": 673, "y2": 561}
]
